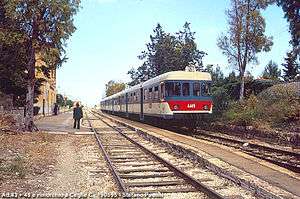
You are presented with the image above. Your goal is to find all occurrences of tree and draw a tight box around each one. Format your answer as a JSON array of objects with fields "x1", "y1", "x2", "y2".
[
  {"x1": 205, "y1": 65, "x2": 225, "y2": 86},
  {"x1": 0, "y1": 1, "x2": 27, "y2": 106},
  {"x1": 1, "y1": 0, "x2": 80, "y2": 131},
  {"x1": 276, "y1": 0, "x2": 300, "y2": 49},
  {"x1": 0, "y1": 2, "x2": 45, "y2": 107},
  {"x1": 128, "y1": 22, "x2": 206, "y2": 86},
  {"x1": 262, "y1": 60, "x2": 281, "y2": 80},
  {"x1": 176, "y1": 22, "x2": 207, "y2": 71},
  {"x1": 217, "y1": 0, "x2": 273, "y2": 101},
  {"x1": 128, "y1": 23, "x2": 178, "y2": 85},
  {"x1": 65, "y1": 99, "x2": 74, "y2": 108},
  {"x1": 282, "y1": 50, "x2": 300, "y2": 82},
  {"x1": 105, "y1": 80, "x2": 126, "y2": 97},
  {"x1": 56, "y1": 94, "x2": 65, "y2": 107}
]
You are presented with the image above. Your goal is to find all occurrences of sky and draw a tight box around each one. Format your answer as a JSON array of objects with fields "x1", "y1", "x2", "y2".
[{"x1": 57, "y1": 0, "x2": 292, "y2": 106}]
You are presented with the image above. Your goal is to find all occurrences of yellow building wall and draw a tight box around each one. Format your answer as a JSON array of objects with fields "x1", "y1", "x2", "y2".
[{"x1": 34, "y1": 54, "x2": 57, "y2": 115}]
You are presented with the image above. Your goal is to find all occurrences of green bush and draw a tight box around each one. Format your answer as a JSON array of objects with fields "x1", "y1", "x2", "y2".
[
  {"x1": 224, "y1": 82, "x2": 300, "y2": 126},
  {"x1": 258, "y1": 82, "x2": 300, "y2": 123},
  {"x1": 225, "y1": 95, "x2": 260, "y2": 126},
  {"x1": 212, "y1": 86, "x2": 230, "y2": 116}
]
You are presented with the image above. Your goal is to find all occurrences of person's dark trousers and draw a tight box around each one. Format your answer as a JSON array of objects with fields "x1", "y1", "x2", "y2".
[{"x1": 73, "y1": 119, "x2": 80, "y2": 129}]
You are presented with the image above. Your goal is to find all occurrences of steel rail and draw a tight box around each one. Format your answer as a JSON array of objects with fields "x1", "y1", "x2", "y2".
[
  {"x1": 90, "y1": 111, "x2": 225, "y2": 199},
  {"x1": 194, "y1": 132, "x2": 300, "y2": 173},
  {"x1": 197, "y1": 131, "x2": 300, "y2": 158},
  {"x1": 93, "y1": 111, "x2": 297, "y2": 199},
  {"x1": 85, "y1": 113, "x2": 128, "y2": 194},
  {"x1": 94, "y1": 110, "x2": 300, "y2": 174}
]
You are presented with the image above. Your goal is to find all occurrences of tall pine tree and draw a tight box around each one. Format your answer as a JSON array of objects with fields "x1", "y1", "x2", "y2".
[
  {"x1": 176, "y1": 22, "x2": 206, "y2": 71},
  {"x1": 276, "y1": 0, "x2": 300, "y2": 48},
  {"x1": 128, "y1": 22, "x2": 206, "y2": 86},
  {"x1": 262, "y1": 60, "x2": 281, "y2": 80},
  {"x1": 282, "y1": 51, "x2": 300, "y2": 82}
]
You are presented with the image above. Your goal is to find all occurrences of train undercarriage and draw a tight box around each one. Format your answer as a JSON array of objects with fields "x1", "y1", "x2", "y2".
[{"x1": 101, "y1": 110, "x2": 211, "y2": 133}]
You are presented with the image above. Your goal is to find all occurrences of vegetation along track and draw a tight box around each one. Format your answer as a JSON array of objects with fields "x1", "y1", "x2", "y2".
[
  {"x1": 193, "y1": 130, "x2": 300, "y2": 173},
  {"x1": 86, "y1": 111, "x2": 226, "y2": 198},
  {"x1": 88, "y1": 110, "x2": 271, "y2": 199}
]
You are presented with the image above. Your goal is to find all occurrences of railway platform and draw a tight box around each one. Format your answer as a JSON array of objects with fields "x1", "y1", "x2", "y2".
[
  {"x1": 33, "y1": 111, "x2": 116, "y2": 193},
  {"x1": 35, "y1": 111, "x2": 91, "y2": 134},
  {"x1": 99, "y1": 112, "x2": 300, "y2": 198}
]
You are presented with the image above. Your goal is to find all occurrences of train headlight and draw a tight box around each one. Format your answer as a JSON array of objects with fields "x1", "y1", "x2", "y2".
[
  {"x1": 203, "y1": 105, "x2": 209, "y2": 110},
  {"x1": 173, "y1": 104, "x2": 180, "y2": 110}
]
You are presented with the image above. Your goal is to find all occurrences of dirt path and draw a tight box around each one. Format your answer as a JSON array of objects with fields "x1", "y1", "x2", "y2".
[
  {"x1": 1, "y1": 112, "x2": 117, "y2": 195},
  {"x1": 45, "y1": 137, "x2": 79, "y2": 192},
  {"x1": 45, "y1": 134, "x2": 116, "y2": 193}
]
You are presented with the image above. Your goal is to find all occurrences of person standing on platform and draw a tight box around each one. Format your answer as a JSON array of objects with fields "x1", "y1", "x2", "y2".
[
  {"x1": 53, "y1": 103, "x2": 59, "y2": 115},
  {"x1": 73, "y1": 102, "x2": 83, "y2": 129}
]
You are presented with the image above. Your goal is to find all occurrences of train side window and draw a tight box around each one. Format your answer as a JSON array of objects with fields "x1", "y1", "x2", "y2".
[
  {"x1": 201, "y1": 82, "x2": 211, "y2": 96},
  {"x1": 165, "y1": 82, "x2": 173, "y2": 96},
  {"x1": 193, "y1": 82, "x2": 201, "y2": 96},
  {"x1": 166, "y1": 82, "x2": 181, "y2": 96},
  {"x1": 174, "y1": 82, "x2": 181, "y2": 96},
  {"x1": 182, "y1": 83, "x2": 190, "y2": 96},
  {"x1": 136, "y1": 91, "x2": 139, "y2": 102},
  {"x1": 160, "y1": 83, "x2": 165, "y2": 99},
  {"x1": 148, "y1": 88, "x2": 152, "y2": 100},
  {"x1": 154, "y1": 86, "x2": 159, "y2": 99}
]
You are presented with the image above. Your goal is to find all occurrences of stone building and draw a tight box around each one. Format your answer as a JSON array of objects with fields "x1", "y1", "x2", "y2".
[{"x1": 34, "y1": 54, "x2": 57, "y2": 115}]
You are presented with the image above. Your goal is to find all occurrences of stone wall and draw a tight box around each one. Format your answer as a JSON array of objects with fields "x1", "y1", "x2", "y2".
[
  {"x1": 0, "y1": 108, "x2": 25, "y2": 131},
  {"x1": 0, "y1": 93, "x2": 13, "y2": 111},
  {"x1": 0, "y1": 93, "x2": 24, "y2": 130}
]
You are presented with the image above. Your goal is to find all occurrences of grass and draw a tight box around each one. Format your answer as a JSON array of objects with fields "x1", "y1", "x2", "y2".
[{"x1": 0, "y1": 155, "x2": 26, "y2": 179}]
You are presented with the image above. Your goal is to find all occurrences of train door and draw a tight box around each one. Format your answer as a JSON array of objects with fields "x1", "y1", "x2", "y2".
[
  {"x1": 118, "y1": 96, "x2": 121, "y2": 112},
  {"x1": 160, "y1": 82, "x2": 165, "y2": 115},
  {"x1": 140, "y1": 87, "x2": 144, "y2": 120},
  {"x1": 125, "y1": 93, "x2": 128, "y2": 117}
]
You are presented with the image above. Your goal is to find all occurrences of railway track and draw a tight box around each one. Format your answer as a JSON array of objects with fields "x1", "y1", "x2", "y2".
[
  {"x1": 193, "y1": 130, "x2": 300, "y2": 173},
  {"x1": 142, "y1": 118, "x2": 300, "y2": 174},
  {"x1": 87, "y1": 110, "x2": 268, "y2": 199},
  {"x1": 86, "y1": 112, "x2": 226, "y2": 198}
]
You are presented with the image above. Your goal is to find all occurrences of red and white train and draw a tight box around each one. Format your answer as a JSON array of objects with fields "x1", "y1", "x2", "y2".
[{"x1": 100, "y1": 71, "x2": 213, "y2": 122}]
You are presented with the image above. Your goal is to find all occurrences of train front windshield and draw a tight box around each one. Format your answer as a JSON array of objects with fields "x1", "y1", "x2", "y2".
[
  {"x1": 165, "y1": 82, "x2": 181, "y2": 96},
  {"x1": 165, "y1": 81, "x2": 211, "y2": 98}
]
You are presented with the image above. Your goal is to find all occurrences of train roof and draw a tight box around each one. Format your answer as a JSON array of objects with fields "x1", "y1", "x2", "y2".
[
  {"x1": 101, "y1": 71, "x2": 211, "y2": 102},
  {"x1": 102, "y1": 83, "x2": 141, "y2": 101},
  {"x1": 142, "y1": 71, "x2": 211, "y2": 87}
]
